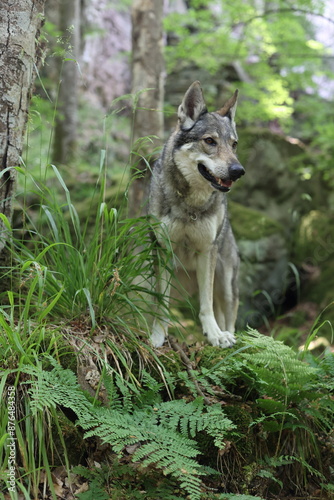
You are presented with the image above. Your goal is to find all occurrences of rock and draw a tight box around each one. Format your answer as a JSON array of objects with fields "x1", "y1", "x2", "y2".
[
  {"x1": 233, "y1": 128, "x2": 319, "y2": 227},
  {"x1": 229, "y1": 202, "x2": 289, "y2": 328},
  {"x1": 295, "y1": 210, "x2": 334, "y2": 327}
]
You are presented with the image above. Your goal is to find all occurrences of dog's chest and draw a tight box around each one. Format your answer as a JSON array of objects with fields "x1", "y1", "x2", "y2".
[{"x1": 160, "y1": 211, "x2": 223, "y2": 270}]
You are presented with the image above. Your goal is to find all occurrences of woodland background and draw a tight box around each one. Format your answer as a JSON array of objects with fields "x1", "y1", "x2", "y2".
[
  {"x1": 23, "y1": 0, "x2": 334, "y2": 332},
  {"x1": 0, "y1": 1, "x2": 334, "y2": 499}
]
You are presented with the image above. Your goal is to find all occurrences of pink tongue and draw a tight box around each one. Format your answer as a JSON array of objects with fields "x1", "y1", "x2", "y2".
[{"x1": 221, "y1": 180, "x2": 232, "y2": 188}]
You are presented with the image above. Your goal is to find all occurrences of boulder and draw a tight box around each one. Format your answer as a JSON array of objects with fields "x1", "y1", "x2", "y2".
[
  {"x1": 229, "y1": 202, "x2": 289, "y2": 328},
  {"x1": 295, "y1": 210, "x2": 334, "y2": 327},
  {"x1": 233, "y1": 128, "x2": 319, "y2": 227}
]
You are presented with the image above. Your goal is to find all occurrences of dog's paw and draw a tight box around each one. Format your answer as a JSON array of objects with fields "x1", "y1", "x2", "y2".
[
  {"x1": 201, "y1": 316, "x2": 236, "y2": 348},
  {"x1": 206, "y1": 329, "x2": 236, "y2": 348},
  {"x1": 150, "y1": 321, "x2": 167, "y2": 348}
]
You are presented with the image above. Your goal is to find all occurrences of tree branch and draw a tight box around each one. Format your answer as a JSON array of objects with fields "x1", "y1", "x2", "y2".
[
  {"x1": 241, "y1": 7, "x2": 334, "y2": 28},
  {"x1": 169, "y1": 338, "x2": 211, "y2": 406}
]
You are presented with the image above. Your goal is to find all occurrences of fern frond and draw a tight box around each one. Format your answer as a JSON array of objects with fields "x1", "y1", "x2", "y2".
[
  {"x1": 153, "y1": 397, "x2": 234, "y2": 449},
  {"x1": 23, "y1": 358, "x2": 94, "y2": 419},
  {"x1": 217, "y1": 494, "x2": 264, "y2": 500},
  {"x1": 21, "y1": 361, "x2": 207, "y2": 500},
  {"x1": 89, "y1": 414, "x2": 203, "y2": 499},
  {"x1": 241, "y1": 328, "x2": 321, "y2": 403}
]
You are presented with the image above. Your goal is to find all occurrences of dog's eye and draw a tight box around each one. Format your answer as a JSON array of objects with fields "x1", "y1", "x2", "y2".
[
  {"x1": 204, "y1": 137, "x2": 217, "y2": 146},
  {"x1": 232, "y1": 141, "x2": 238, "y2": 149}
]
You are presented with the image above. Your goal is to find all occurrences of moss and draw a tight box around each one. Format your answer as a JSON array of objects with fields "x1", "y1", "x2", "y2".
[
  {"x1": 237, "y1": 127, "x2": 306, "y2": 167},
  {"x1": 194, "y1": 402, "x2": 255, "y2": 470},
  {"x1": 296, "y1": 210, "x2": 334, "y2": 328},
  {"x1": 224, "y1": 402, "x2": 253, "y2": 429},
  {"x1": 195, "y1": 345, "x2": 231, "y2": 369},
  {"x1": 223, "y1": 403, "x2": 255, "y2": 459},
  {"x1": 51, "y1": 410, "x2": 87, "y2": 466},
  {"x1": 157, "y1": 349, "x2": 184, "y2": 376},
  {"x1": 295, "y1": 210, "x2": 334, "y2": 264},
  {"x1": 304, "y1": 266, "x2": 334, "y2": 326},
  {"x1": 229, "y1": 201, "x2": 284, "y2": 241}
]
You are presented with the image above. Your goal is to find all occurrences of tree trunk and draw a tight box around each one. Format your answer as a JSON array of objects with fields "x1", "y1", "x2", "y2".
[
  {"x1": 0, "y1": 0, "x2": 46, "y2": 289},
  {"x1": 52, "y1": 0, "x2": 80, "y2": 165},
  {"x1": 128, "y1": 0, "x2": 165, "y2": 218}
]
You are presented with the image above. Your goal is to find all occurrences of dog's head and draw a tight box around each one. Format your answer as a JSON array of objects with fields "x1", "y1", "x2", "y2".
[{"x1": 174, "y1": 81, "x2": 245, "y2": 193}]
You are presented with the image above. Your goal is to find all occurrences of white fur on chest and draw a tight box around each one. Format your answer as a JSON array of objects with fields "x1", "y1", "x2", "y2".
[
  {"x1": 155, "y1": 142, "x2": 226, "y2": 270},
  {"x1": 160, "y1": 211, "x2": 223, "y2": 271}
]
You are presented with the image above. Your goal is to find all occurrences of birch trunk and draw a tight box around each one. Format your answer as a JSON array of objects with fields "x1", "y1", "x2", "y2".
[
  {"x1": 0, "y1": 0, "x2": 46, "y2": 284},
  {"x1": 128, "y1": 0, "x2": 165, "y2": 218},
  {"x1": 52, "y1": 0, "x2": 81, "y2": 165}
]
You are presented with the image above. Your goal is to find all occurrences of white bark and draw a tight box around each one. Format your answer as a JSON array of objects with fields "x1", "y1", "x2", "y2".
[{"x1": 0, "y1": 0, "x2": 45, "y2": 254}]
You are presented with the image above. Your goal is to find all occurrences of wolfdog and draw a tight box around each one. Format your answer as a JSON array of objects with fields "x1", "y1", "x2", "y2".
[{"x1": 148, "y1": 81, "x2": 245, "y2": 348}]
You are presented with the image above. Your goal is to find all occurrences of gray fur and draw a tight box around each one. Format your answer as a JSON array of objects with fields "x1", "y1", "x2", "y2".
[{"x1": 148, "y1": 81, "x2": 245, "y2": 348}]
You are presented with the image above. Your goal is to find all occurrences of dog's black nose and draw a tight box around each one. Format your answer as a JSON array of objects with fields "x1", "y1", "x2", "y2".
[{"x1": 228, "y1": 163, "x2": 245, "y2": 181}]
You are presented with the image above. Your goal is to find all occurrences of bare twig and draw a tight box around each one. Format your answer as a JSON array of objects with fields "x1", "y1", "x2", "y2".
[{"x1": 169, "y1": 338, "x2": 211, "y2": 406}]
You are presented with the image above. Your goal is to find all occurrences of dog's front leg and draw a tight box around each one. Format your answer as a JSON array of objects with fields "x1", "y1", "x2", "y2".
[
  {"x1": 196, "y1": 248, "x2": 236, "y2": 348},
  {"x1": 150, "y1": 267, "x2": 171, "y2": 348}
]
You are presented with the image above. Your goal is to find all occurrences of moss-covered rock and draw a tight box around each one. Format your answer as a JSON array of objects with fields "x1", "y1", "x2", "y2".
[
  {"x1": 229, "y1": 202, "x2": 289, "y2": 328},
  {"x1": 51, "y1": 410, "x2": 87, "y2": 466},
  {"x1": 233, "y1": 128, "x2": 323, "y2": 225},
  {"x1": 223, "y1": 403, "x2": 255, "y2": 459},
  {"x1": 194, "y1": 345, "x2": 229, "y2": 369},
  {"x1": 157, "y1": 348, "x2": 184, "y2": 376},
  {"x1": 296, "y1": 210, "x2": 334, "y2": 264},
  {"x1": 229, "y1": 201, "x2": 284, "y2": 242},
  {"x1": 295, "y1": 210, "x2": 334, "y2": 328}
]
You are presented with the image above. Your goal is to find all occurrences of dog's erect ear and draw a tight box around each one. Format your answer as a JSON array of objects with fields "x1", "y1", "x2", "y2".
[
  {"x1": 178, "y1": 81, "x2": 207, "y2": 130},
  {"x1": 217, "y1": 90, "x2": 238, "y2": 121}
]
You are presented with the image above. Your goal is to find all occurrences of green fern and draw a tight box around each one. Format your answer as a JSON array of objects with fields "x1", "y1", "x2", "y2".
[
  {"x1": 74, "y1": 461, "x2": 184, "y2": 499},
  {"x1": 240, "y1": 328, "x2": 327, "y2": 403},
  {"x1": 72, "y1": 465, "x2": 110, "y2": 500},
  {"x1": 23, "y1": 358, "x2": 95, "y2": 421},
  {"x1": 263, "y1": 454, "x2": 326, "y2": 480},
  {"x1": 76, "y1": 481, "x2": 109, "y2": 500},
  {"x1": 154, "y1": 397, "x2": 234, "y2": 448},
  {"x1": 12, "y1": 329, "x2": 333, "y2": 498},
  {"x1": 215, "y1": 495, "x2": 264, "y2": 500},
  {"x1": 81, "y1": 407, "x2": 204, "y2": 499},
  {"x1": 318, "y1": 352, "x2": 334, "y2": 391},
  {"x1": 19, "y1": 360, "x2": 233, "y2": 500}
]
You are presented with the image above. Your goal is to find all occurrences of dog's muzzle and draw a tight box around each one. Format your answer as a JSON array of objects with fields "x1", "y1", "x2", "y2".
[{"x1": 198, "y1": 162, "x2": 245, "y2": 192}]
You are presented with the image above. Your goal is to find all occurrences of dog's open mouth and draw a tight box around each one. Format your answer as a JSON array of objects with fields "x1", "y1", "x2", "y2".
[{"x1": 198, "y1": 163, "x2": 232, "y2": 192}]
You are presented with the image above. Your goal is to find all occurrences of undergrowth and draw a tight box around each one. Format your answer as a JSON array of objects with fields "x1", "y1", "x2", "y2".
[
  {"x1": 1, "y1": 316, "x2": 333, "y2": 498},
  {"x1": 8, "y1": 164, "x2": 172, "y2": 330},
  {"x1": 0, "y1": 112, "x2": 333, "y2": 499}
]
